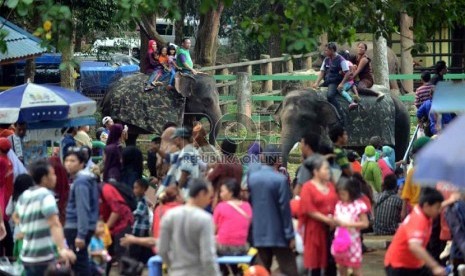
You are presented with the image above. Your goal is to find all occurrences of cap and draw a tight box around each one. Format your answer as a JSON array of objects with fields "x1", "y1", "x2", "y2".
[
  {"x1": 102, "y1": 116, "x2": 112, "y2": 125},
  {"x1": 170, "y1": 127, "x2": 192, "y2": 139},
  {"x1": 0, "y1": 137, "x2": 12, "y2": 152},
  {"x1": 412, "y1": 136, "x2": 431, "y2": 154}
]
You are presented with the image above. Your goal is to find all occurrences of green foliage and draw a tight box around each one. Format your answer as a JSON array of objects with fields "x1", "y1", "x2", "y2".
[{"x1": 241, "y1": 0, "x2": 465, "y2": 54}]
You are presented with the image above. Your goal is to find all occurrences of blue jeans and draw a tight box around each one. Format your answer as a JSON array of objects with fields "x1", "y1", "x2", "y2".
[
  {"x1": 169, "y1": 68, "x2": 176, "y2": 85},
  {"x1": 25, "y1": 263, "x2": 50, "y2": 276},
  {"x1": 324, "y1": 82, "x2": 341, "y2": 111}
]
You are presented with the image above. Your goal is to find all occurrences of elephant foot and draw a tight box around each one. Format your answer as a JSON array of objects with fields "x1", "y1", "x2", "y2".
[{"x1": 376, "y1": 93, "x2": 385, "y2": 102}]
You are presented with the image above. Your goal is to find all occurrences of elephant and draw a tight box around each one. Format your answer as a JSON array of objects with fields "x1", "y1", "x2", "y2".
[
  {"x1": 279, "y1": 85, "x2": 410, "y2": 167},
  {"x1": 101, "y1": 73, "x2": 222, "y2": 145}
]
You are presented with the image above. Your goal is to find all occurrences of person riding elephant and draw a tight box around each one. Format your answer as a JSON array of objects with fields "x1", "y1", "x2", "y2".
[
  {"x1": 352, "y1": 42, "x2": 385, "y2": 100},
  {"x1": 176, "y1": 38, "x2": 197, "y2": 75},
  {"x1": 312, "y1": 42, "x2": 350, "y2": 115},
  {"x1": 279, "y1": 86, "x2": 410, "y2": 168},
  {"x1": 102, "y1": 73, "x2": 222, "y2": 146}
]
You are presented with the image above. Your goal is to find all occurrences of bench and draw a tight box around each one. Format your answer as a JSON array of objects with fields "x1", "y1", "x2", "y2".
[{"x1": 147, "y1": 255, "x2": 253, "y2": 276}]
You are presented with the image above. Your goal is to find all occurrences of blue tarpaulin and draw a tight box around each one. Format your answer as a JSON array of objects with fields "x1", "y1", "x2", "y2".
[{"x1": 80, "y1": 61, "x2": 139, "y2": 94}]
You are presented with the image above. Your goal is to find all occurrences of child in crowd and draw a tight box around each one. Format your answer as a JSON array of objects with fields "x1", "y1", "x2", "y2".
[
  {"x1": 7, "y1": 174, "x2": 34, "y2": 260},
  {"x1": 89, "y1": 220, "x2": 112, "y2": 275},
  {"x1": 385, "y1": 187, "x2": 447, "y2": 276},
  {"x1": 331, "y1": 177, "x2": 370, "y2": 276},
  {"x1": 130, "y1": 178, "x2": 153, "y2": 263}
]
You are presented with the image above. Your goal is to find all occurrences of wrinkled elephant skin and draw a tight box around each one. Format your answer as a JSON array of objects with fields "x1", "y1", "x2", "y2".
[
  {"x1": 280, "y1": 86, "x2": 410, "y2": 166},
  {"x1": 101, "y1": 73, "x2": 222, "y2": 144}
]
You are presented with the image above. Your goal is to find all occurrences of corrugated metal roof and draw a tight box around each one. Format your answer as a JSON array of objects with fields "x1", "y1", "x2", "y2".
[{"x1": 0, "y1": 16, "x2": 46, "y2": 63}]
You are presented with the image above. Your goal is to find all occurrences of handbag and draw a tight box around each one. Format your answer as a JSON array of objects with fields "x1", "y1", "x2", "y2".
[
  {"x1": 227, "y1": 201, "x2": 251, "y2": 221},
  {"x1": 331, "y1": 227, "x2": 351, "y2": 254}
]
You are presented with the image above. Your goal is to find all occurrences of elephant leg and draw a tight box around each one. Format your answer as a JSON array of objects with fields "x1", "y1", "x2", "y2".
[{"x1": 392, "y1": 96, "x2": 410, "y2": 161}]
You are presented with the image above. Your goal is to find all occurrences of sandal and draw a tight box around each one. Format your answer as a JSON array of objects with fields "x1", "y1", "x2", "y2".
[{"x1": 152, "y1": 81, "x2": 163, "y2": 86}]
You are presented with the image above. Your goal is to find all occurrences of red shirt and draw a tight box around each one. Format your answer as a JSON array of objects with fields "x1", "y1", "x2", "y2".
[
  {"x1": 99, "y1": 184, "x2": 134, "y2": 235},
  {"x1": 0, "y1": 155, "x2": 13, "y2": 219},
  {"x1": 152, "y1": 202, "x2": 181, "y2": 239},
  {"x1": 384, "y1": 206, "x2": 433, "y2": 269}
]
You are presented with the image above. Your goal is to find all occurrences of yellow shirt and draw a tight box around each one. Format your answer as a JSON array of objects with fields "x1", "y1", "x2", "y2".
[{"x1": 401, "y1": 167, "x2": 421, "y2": 205}]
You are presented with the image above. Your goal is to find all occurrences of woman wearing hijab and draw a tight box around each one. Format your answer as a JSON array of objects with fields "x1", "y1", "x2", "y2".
[
  {"x1": 120, "y1": 146, "x2": 143, "y2": 188},
  {"x1": 49, "y1": 156, "x2": 70, "y2": 225},
  {"x1": 377, "y1": 146, "x2": 395, "y2": 180},
  {"x1": 103, "y1": 124, "x2": 124, "y2": 182}
]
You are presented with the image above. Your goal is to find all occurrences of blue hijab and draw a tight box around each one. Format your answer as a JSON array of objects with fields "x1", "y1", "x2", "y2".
[{"x1": 382, "y1": 146, "x2": 395, "y2": 170}]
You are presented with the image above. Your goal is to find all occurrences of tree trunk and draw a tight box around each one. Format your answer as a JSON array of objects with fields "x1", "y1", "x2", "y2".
[
  {"x1": 194, "y1": 1, "x2": 224, "y2": 67},
  {"x1": 74, "y1": 34, "x2": 82, "y2": 53},
  {"x1": 174, "y1": 0, "x2": 187, "y2": 46},
  {"x1": 59, "y1": 25, "x2": 75, "y2": 89},
  {"x1": 269, "y1": 2, "x2": 283, "y2": 82},
  {"x1": 400, "y1": 12, "x2": 414, "y2": 93},
  {"x1": 372, "y1": 33, "x2": 390, "y2": 89},
  {"x1": 319, "y1": 33, "x2": 328, "y2": 53},
  {"x1": 24, "y1": 59, "x2": 35, "y2": 83}
]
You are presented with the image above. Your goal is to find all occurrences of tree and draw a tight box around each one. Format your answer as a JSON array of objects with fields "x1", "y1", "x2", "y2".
[
  {"x1": 194, "y1": 1, "x2": 224, "y2": 66},
  {"x1": 241, "y1": 0, "x2": 465, "y2": 84}
]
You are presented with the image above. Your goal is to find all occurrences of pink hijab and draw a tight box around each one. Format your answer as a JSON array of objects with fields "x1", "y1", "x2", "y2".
[{"x1": 148, "y1": 40, "x2": 157, "y2": 54}]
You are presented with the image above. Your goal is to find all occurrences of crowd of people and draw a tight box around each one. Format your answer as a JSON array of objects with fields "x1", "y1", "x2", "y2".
[{"x1": 0, "y1": 49, "x2": 461, "y2": 276}]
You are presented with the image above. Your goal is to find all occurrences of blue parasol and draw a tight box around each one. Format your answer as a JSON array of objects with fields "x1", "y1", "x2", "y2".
[{"x1": 0, "y1": 83, "x2": 96, "y2": 124}]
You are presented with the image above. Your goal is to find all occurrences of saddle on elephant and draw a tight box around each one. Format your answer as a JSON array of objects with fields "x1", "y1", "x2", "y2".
[{"x1": 320, "y1": 85, "x2": 396, "y2": 146}]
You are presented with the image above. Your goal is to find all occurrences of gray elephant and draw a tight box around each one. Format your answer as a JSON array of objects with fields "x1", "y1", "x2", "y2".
[
  {"x1": 279, "y1": 85, "x2": 410, "y2": 167},
  {"x1": 101, "y1": 73, "x2": 222, "y2": 145}
]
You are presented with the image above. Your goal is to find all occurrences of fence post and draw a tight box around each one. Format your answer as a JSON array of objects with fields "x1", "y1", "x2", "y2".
[
  {"x1": 236, "y1": 72, "x2": 252, "y2": 131},
  {"x1": 304, "y1": 54, "x2": 314, "y2": 87},
  {"x1": 283, "y1": 54, "x2": 294, "y2": 73},
  {"x1": 220, "y1": 68, "x2": 230, "y2": 114},
  {"x1": 240, "y1": 59, "x2": 252, "y2": 75},
  {"x1": 304, "y1": 55, "x2": 313, "y2": 70},
  {"x1": 260, "y1": 54, "x2": 273, "y2": 108}
]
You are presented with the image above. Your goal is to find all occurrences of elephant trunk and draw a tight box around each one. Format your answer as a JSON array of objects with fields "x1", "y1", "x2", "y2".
[
  {"x1": 208, "y1": 104, "x2": 222, "y2": 145},
  {"x1": 281, "y1": 124, "x2": 302, "y2": 168}
]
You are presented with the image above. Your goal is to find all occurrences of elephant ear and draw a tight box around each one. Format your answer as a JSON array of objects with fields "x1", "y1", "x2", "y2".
[
  {"x1": 316, "y1": 100, "x2": 341, "y2": 126},
  {"x1": 178, "y1": 73, "x2": 196, "y2": 98}
]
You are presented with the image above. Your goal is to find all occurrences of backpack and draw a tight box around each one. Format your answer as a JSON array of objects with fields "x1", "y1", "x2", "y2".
[{"x1": 108, "y1": 181, "x2": 138, "y2": 211}]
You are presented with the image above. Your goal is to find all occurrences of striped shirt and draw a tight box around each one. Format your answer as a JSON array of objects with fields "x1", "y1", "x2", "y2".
[
  {"x1": 15, "y1": 186, "x2": 59, "y2": 264},
  {"x1": 414, "y1": 84, "x2": 434, "y2": 108},
  {"x1": 373, "y1": 190, "x2": 403, "y2": 235}
]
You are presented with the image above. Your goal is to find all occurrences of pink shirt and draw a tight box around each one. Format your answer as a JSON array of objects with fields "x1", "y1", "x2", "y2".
[{"x1": 213, "y1": 201, "x2": 252, "y2": 246}]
